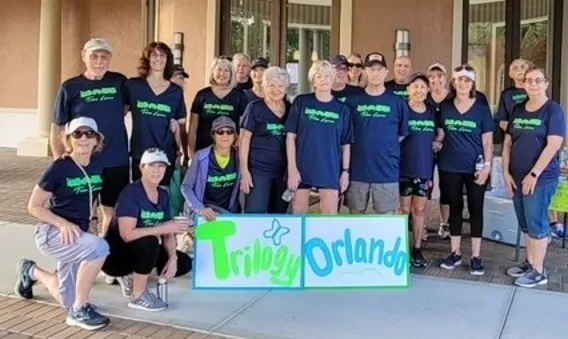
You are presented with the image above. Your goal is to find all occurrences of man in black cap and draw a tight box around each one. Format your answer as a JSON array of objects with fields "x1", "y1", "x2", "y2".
[
  {"x1": 344, "y1": 52, "x2": 409, "y2": 215},
  {"x1": 244, "y1": 57, "x2": 270, "y2": 102},
  {"x1": 330, "y1": 54, "x2": 364, "y2": 102}
]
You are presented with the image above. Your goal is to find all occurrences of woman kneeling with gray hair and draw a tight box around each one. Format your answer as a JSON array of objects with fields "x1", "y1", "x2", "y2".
[
  {"x1": 15, "y1": 117, "x2": 110, "y2": 331},
  {"x1": 240, "y1": 66, "x2": 291, "y2": 213}
]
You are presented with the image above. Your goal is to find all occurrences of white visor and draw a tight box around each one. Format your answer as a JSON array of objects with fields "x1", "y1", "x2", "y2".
[
  {"x1": 453, "y1": 69, "x2": 476, "y2": 82},
  {"x1": 140, "y1": 149, "x2": 171, "y2": 166}
]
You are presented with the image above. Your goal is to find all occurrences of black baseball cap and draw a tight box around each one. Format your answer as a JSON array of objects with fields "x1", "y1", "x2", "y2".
[
  {"x1": 364, "y1": 52, "x2": 387, "y2": 68},
  {"x1": 172, "y1": 65, "x2": 189, "y2": 78},
  {"x1": 251, "y1": 57, "x2": 270, "y2": 69},
  {"x1": 408, "y1": 72, "x2": 429, "y2": 85},
  {"x1": 331, "y1": 54, "x2": 349, "y2": 67}
]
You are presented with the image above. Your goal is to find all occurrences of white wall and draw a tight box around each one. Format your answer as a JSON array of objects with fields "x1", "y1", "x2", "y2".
[{"x1": 0, "y1": 110, "x2": 37, "y2": 148}]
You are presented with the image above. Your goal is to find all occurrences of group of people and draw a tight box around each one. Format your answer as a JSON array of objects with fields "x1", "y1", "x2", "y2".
[{"x1": 12, "y1": 37, "x2": 565, "y2": 332}]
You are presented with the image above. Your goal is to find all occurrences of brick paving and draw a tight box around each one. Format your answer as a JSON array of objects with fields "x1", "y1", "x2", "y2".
[
  {"x1": 1, "y1": 146, "x2": 567, "y2": 295},
  {"x1": 0, "y1": 296, "x2": 224, "y2": 339}
]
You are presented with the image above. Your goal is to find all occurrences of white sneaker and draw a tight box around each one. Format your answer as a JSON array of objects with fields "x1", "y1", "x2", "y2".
[{"x1": 104, "y1": 275, "x2": 116, "y2": 285}]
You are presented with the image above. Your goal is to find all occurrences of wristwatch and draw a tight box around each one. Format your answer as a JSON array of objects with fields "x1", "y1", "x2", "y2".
[{"x1": 342, "y1": 168, "x2": 350, "y2": 174}]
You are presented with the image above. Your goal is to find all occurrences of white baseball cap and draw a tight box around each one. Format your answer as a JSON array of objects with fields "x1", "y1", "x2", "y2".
[
  {"x1": 65, "y1": 117, "x2": 100, "y2": 135},
  {"x1": 140, "y1": 148, "x2": 171, "y2": 166},
  {"x1": 427, "y1": 62, "x2": 447, "y2": 74},
  {"x1": 83, "y1": 38, "x2": 113, "y2": 55}
]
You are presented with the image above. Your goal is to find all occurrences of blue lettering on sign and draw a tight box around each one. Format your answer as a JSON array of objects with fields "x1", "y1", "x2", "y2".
[{"x1": 304, "y1": 228, "x2": 408, "y2": 277}]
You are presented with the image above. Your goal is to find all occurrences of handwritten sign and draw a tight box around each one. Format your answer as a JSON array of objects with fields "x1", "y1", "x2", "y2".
[
  {"x1": 303, "y1": 216, "x2": 410, "y2": 288},
  {"x1": 194, "y1": 215, "x2": 410, "y2": 289},
  {"x1": 551, "y1": 180, "x2": 568, "y2": 213},
  {"x1": 193, "y1": 216, "x2": 303, "y2": 289}
]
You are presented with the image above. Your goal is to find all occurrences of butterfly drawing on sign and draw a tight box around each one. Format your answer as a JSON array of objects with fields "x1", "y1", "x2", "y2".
[{"x1": 263, "y1": 219, "x2": 290, "y2": 246}]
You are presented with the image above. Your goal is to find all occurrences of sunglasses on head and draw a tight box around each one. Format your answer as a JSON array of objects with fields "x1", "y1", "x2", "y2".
[
  {"x1": 71, "y1": 130, "x2": 97, "y2": 139},
  {"x1": 214, "y1": 129, "x2": 235, "y2": 136},
  {"x1": 454, "y1": 65, "x2": 475, "y2": 72},
  {"x1": 348, "y1": 63, "x2": 363, "y2": 68}
]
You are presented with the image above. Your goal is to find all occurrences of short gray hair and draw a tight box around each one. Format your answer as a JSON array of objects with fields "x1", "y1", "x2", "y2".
[
  {"x1": 208, "y1": 57, "x2": 237, "y2": 88},
  {"x1": 262, "y1": 66, "x2": 290, "y2": 88},
  {"x1": 308, "y1": 60, "x2": 334, "y2": 87},
  {"x1": 232, "y1": 53, "x2": 250, "y2": 64}
]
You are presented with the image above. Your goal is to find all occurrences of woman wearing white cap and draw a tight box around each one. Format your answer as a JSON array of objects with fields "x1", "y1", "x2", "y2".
[
  {"x1": 101, "y1": 148, "x2": 192, "y2": 311},
  {"x1": 436, "y1": 64, "x2": 494, "y2": 275},
  {"x1": 182, "y1": 116, "x2": 241, "y2": 220},
  {"x1": 15, "y1": 117, "x2": 110, "y2": 330}
]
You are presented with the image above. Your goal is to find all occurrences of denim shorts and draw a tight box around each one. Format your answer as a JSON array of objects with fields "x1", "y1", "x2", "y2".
[{"x1": 512, "y1": 179, "x2": 559, "y2": 240}]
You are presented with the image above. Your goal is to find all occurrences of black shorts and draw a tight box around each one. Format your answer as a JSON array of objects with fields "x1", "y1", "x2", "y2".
[
  {"x1": 400, "y1": 177, "x2": 433, "y2": 198},
  {"x1": 100, "y1": 165, "x2": 130, "y2": 207},
  {"x1": 131, "y1": 159, "x2": 174, "y2": 187}
]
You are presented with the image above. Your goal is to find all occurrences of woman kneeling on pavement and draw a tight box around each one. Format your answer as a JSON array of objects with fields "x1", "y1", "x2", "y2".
[
  {"x1": 182, "y1": 116, "x2": 241, "y2": 221},
  {"x1": 15, "y1": 117, "x2": 110, "y2": 330},
  {"x1": 102, "y1": 148, "x2": 192, "y2": 311}
]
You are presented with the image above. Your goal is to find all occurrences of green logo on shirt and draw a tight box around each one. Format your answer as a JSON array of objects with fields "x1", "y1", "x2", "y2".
[
  {"x1": 266, "y1": 123, "x2": 285, "y2": 136},
  {"x1": 65, "y1": 175, "x2": 103, "y2": 194},
  {"x1": 409, "y1": 120, "x2": 435, "y2": 132},
  {"x1": 512, "y1": 93, "x2": 527, "y2": 103},
  {"x1": 204, "y1": 103, "x2": 235, "y2": 116},
  {"x1": 445, "y1": 119, "x2": 477, "y2": 133},
  {"x1": 305, "y1": 108, "x2": 339, "y2": 123},
  {"x1": 513, "y1": 118, "x2": 542, "y2": 130},
  {"x1": 393, "y1": 90, "x2": 408, "y2": 98},
  {"x1": 208, "y1": 172, "x2": 237, "y2": 188},
  {"x1": 137, "y1": 100, "x2": 172, "y2": 117},
  {"x1": 357, "y1": 104, "x2": 391, "y2": 118},
  {"x1": 140, "y1": 210, "x2": 165, "y2": 227},
  {"x1": 337, "y1": 97, "x2": 347, "y2": 102},
  {"x1": 80, "y1": 87, "x2": 118, "y2": 103}
]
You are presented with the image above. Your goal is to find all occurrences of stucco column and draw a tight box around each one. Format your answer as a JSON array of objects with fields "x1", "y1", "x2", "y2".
[
  {"x1": 18, "y1": 0, "x2": 61, "y2": 156},
  {"x1": 298, "y1": 28, "x2": 310, "y2": 94}
]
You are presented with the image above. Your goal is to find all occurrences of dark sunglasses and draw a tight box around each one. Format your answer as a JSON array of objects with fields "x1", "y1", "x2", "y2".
[
  {"x1": 214, "y1": 129, "x2": 235, "y2": 136},
  {"x1": 454, "y1": 65, "x2": 474, "y2": 72},
  {"x1": 348, "y1": 63, "x2": 363, "y2": 68},
  {"x1": 71, "y1": 130, "x2": 97, "y2": 139}
]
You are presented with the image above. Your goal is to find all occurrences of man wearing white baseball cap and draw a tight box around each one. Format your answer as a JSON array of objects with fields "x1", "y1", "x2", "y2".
[
  {"x1": 50, "y1": 38, "x2": 130, "y2": 239},
  {"x1": 101, "y1": 148, "x2": 192, "y2": 311}
]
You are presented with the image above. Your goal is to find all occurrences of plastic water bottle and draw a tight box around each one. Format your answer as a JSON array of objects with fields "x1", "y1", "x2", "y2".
[
  {"x1": 281, "y1": 189, "x2": 296, "y2": 202},
  {"x1": 156, "y1": 277, "x2": 168, "y2": 305},
  {"x1": 475, "y1": 155, "x2": 484, "y2": 179}
]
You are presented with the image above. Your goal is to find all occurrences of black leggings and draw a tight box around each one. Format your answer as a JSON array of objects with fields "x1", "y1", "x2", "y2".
[
  {"x1": 102, "y1": 226, "x2": 192, "y2": 277},
  {"x1": 439, "y1": 170, "x2": 486, "y2": 238}
]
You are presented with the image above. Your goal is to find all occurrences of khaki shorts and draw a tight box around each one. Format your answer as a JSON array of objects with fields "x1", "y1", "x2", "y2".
[{"x1": 346, "y1": 181, "x2": 400, "y2": 213}]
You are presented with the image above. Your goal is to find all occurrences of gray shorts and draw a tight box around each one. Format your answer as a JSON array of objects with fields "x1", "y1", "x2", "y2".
[
  {"x1": 34, "y1": 223, "x2": 109, "y2": 309},
  {"x1": 346, "y1": 181, "x2": 400, "y2": 213}
]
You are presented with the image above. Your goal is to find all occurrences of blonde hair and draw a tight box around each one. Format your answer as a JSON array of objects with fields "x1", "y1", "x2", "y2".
[
  {"x1": 61, "y1": 132, "x2": 104, "y2": 155},
  {"x1": 232, "y1": 53, "x2": 250, "y2": 64},
  {"x1": 308, "y1": 60, "x2": 334, "y2": 88},
  {"x1": 208, "y1": 58, "x2": 237, "y2": 88},
  {"x1": 263, "y1": 66, "x2": 291, "y2": 88}
]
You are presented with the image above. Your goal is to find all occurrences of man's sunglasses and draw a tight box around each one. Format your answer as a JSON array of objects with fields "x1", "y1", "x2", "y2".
[
  {"x1": 348, "y1": 63, "x2": 363, "y2": 68},
  {"x1": 214, "y1": 129, "x2": 235, "y2": 136},
  {"x1": 71, "y1": 130, "x2": 97, "y2": 139}
]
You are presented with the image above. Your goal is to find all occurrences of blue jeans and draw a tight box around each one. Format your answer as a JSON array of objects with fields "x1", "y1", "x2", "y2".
[
  {"x1": 512, "y1": 179, "x2": 558, "y2": 240},
  {"x1": 244, "y1": 174, "x2": 289, "y2": 213}
]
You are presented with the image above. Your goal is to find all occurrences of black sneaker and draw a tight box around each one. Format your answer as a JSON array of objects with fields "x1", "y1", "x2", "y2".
[
  {"x1": 65, "y1": 304, "x2": 110, "y2": 331},
  {"x1": 440, "y1": 252, "x2": 462, "y2": 270},
  {"x1": 14, "y1": 259, "x2": 37, "y2": 299},
  {"x1": 506, "y1": 259, "x2": 531, "y2": 278},
  {"x1": 470, "y1": 257, "x2": 485, "y2": 276},
  {"x1": 412, "y1": 248, "x2": 428, "y2": 268}
]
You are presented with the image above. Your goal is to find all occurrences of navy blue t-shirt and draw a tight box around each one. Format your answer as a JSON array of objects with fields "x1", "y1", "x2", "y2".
[
  {"x1": 507, "y1": 100, "x2": 565, "y2": 184},
  {"x1": 332, "y1": 85, "x2": 364, "y2": 102},
  {"x1": 241, "y1": 99, "x2": 289, "y2": 178},
  {"x1": 496, "y1": 87, "x2": 528, "y2": 123},
  {"x1": 285, "y1": 93, "x2": 354, "y2": 190},
  {"x1": 124, "y1": 77, "x2": 186, "y2": 161},
  {"x1": 53, "y1": 72, "x2": 129, "y2": 168},
  {"x1": 346, "y1": 90, "x2": 409, "y2": 183},
  {"x1": 115, "y1": 181, "x2": 171, "y2": 228},
  {"x1": 243, "y1": 89, "x2": 262, "y2": 103},
  {"x1": 38, "y1": 157, "x2": 103, "y2": 232},
  {"x1": 400, "y1": 104, "x2": 437, "y2": 180},
  {"x1": 191, "y1": 87, "x2": 248, "y2": 151},
  {"x1": 204, "y1": 150, "x2": 238, "y2": 210},
  {"x1": 385, "y1": 80, "x2": 409, "y2": 100},
  {"x1": 236, "y1": 78, "x2": 253, "y2": 90},
  {"x1": 438, "y1": 99, "x2": 494, "y2": 173}
]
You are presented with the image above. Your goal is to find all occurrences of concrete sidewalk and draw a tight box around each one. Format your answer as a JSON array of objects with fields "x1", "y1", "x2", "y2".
[{"x1": 1, "y1": 222, "x2": 567, "y2": 339}]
